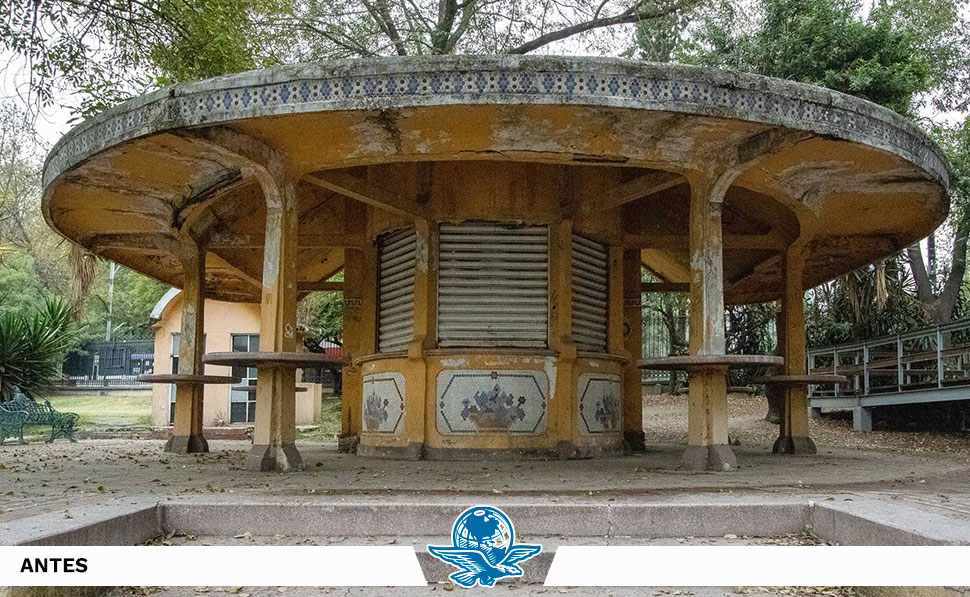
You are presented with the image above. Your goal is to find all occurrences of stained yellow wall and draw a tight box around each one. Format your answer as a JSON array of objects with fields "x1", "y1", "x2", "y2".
[{"x1": 354, "y1": 163, "x2": 629, "y2": 457}]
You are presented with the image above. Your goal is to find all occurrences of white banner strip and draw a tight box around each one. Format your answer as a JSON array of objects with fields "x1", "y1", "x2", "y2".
[
  {"x1": 1, "y1": 547, "x2": 427, "y2": 586},
  {"x1": 545, "y1": 546, "x2": 970, "y2": 586}
]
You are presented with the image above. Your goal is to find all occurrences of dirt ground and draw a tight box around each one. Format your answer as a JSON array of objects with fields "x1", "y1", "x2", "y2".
[
  {"x1": 110, "y1": 585, "x2": 860, "y2": 596},
  {"x1": 1, "y1": 394, "x2": 968, "y2": 524}
]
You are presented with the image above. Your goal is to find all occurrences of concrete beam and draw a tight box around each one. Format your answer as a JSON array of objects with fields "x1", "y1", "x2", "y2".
[
  {"x1": 626, "y1": 232, "x2": 787, "y2": 251},
  {"x1": 87, "y1": 232, "x2": 181, "y2": 254},
  {"x1": 642, "y1": 282, "x2": 690, "y2": 293},
  {"x1": 304, "y1": 172, "x2": 427, "y2": 220},
  {"x1": 209, "y1": 232, "x2": 368, "y2": 249},
  {"x1": 565, "y1": 170, "x2": 682, "y2": 218},
  {"x1": 298, "y1": 281, "x2": 344, "y2": 292}
]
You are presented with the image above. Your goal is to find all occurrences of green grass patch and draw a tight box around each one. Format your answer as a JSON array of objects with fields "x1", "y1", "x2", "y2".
[
  {"x1": 297, "y1": 395, "x2": 342, "y2": 442},
  {"x1": 43, "y1": 391, "x2": 153, "y2": 429}
]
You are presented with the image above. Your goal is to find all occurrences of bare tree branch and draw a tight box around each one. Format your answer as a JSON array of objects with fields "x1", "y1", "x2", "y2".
[{"x1": 508, "y1": 0, "x2": 697, "y2": 54}]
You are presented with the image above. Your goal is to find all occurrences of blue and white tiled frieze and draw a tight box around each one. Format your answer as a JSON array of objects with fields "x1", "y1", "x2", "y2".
[
  {"x1": 44, "y1": 56, "x2": 946, "y2": 188},
  {"x1": 577, "y1": 373, "x2": 622, "y2": 435},
  {"x1": 361, "y1": 372, "x2": 405, "y2": 435},
  {"x1": 436, "y1": 369, "x2": 548, "y2": 435}
]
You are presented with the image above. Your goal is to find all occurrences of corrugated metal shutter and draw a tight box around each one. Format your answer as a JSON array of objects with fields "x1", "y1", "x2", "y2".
[
  {"x1": 572, "y1": 233, "x2": 609, "y2": 352},
  {"x1": 378, "y1": 228, "x2": 417, "y2": 352},
  {"x1": 438, "y1": 223, "x2": 549, "y2": 348}
]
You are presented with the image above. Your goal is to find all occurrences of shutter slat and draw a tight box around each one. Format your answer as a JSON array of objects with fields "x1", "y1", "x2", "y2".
[
  {"x1": 572, "y1": 233, "x2": 609, "y2": 352},
  {"x1": 378, "y1": 229, "x2": 417, "y2": 352},
  {"x1": 438, "y1": 223, "x2": 549, "y2": 348}
]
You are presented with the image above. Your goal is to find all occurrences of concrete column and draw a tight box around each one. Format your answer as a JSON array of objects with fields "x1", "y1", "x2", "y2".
[
  {"x1": 405, "y1": 219, "x2": 431, "y2": 459},
  {"x1": 550, "y1": 219, "x2": 579, "y2": 458},
  {"x1": 853, "y1": 406, "x2": 873, "y2": 432},
  {"x1": 683, "y1": 172, "x2": 736, "y2": 472},
  {"x1": 165, "y1": 245, "x2": 208, "y2": 454},
  {"x1": 621, "y1": 248, "x2": 645, "y2": 452},
  {"x1": 773, "y1": 248, "x2": 817, "y2": 454},
  {"x1": 340, "y1": 249, "x2": 364, "y2": 452},
  {"x1": 247, "y1": 174, "x2": 302, "y2": 472}
]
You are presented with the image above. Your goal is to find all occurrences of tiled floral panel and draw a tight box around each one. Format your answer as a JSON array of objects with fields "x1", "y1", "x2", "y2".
[
  {"x1": 361, "y1": 372, "x2": 405, "y2": 435},
  {"x1": 577, "y1": 373, "x2": 621, "y2": 435},
  {"x1": 437, "y1": 370, "x2": 548, "y2": 435}
]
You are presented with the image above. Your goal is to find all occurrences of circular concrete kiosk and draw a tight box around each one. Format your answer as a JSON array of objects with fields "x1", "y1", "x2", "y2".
[{"x1": 42, "y1": 56, "x2": 948, "y2": 470}]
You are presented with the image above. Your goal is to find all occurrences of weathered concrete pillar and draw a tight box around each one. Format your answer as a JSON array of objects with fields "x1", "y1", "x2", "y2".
[
  {"x1": 773, "y1": 248, "x2": 817, "y2": 454},
  {"x1": 621, "y1": 248, "x2": 646, "y2": 452},
  {"x1": 339, "y1": 202, "x2": 376, "y2": 454},
  {"x1": 683, "y1": 172, "x2": 736, "y2": 471},
  {"x1": 853, "y1": 406, "x2": 873, "y2": 432},
  {"x1": 551, "y1": 219, "x2": 579, "y2": 458},
  {"x1": 165, "y1": 245, "x2": 208, "y2": 454},
  {"x1": 247, "y1": 173, "x2": 302, "y2": 472},
  {"x1": 407, "y1": 219, "x2": 432, "y2": 459}
]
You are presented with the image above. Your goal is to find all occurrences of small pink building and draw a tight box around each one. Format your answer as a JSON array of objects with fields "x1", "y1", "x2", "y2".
[{"x1": 150, "y1": 289, "x2": 323, "y2": 429}]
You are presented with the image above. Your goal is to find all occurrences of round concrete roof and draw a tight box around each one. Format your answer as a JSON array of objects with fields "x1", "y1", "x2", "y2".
[{"x1": 42, "y1": 55, "x2": 949, "y2": 303}]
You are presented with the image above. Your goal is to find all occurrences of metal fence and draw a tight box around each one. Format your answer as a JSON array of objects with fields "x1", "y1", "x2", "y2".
[{"x1": 58, "y1": 375, "x2": 152, "y2": 390}]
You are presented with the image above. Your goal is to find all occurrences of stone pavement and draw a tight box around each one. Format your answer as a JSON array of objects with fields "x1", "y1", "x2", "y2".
[{"x1": 1, "y1": 439, "x2": 969, "y2": 524}]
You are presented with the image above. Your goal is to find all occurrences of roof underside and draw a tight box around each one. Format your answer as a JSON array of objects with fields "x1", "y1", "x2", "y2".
[{"x1": 42, "y1": 56, "x2": 949, "y2": 304}]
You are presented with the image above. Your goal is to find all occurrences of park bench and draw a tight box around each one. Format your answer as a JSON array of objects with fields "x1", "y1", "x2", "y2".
[{"x1": 0, "y1": 392, "x2": 79, "y2": 445}]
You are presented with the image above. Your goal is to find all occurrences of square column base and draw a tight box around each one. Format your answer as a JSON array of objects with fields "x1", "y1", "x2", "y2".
[
  {"x1": 681, "y1": 444, "x2": 737, "y2": 471},
  {"x1": 247, "y1": 443, "x2": 303, "y2": 472},
  {"x1": 772, "y1": 436, "x2": 817, "y2": 454},
  {"x1": 337, "y1": 434, "x2": 359, "y2": 454},
  {"x1": 624, "y1": 430, "x2": 646, "y2": 453},
  {"x1": 164, "y1": 434, "x2": 209, "y2": 454}
]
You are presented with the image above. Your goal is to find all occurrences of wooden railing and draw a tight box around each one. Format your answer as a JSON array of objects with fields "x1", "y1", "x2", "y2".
[{"x1": 808, "y1": 319, "x2": 970, "y2": 398}]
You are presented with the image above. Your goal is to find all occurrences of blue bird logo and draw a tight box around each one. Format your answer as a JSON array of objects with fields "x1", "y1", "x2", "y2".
[{"x1": 428, "y1": 505, "x2": 542, "y2": 588}]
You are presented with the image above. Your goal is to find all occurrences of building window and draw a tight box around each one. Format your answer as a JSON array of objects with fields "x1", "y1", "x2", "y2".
[
  {"x1": 437, "y1": 223, "x2": 549, "y2": 348},
  {"x1": 169, "y1": 333, "x2": 180, "y2": 425},
  {"x1": 230, "y1": 334, "x2": 259, "y2": 423},
  {"x1": 571, "y1": 233, "x2": 609, "y2": 352},
  {"x1": 377, "y1": 228, "x2": 417, "y2": 352}
]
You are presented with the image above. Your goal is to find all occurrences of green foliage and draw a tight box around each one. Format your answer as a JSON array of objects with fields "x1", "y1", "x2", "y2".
[
  {"x1": 299, "y1": 272, "x2": 344, "y2": 345},
  {"x1": 933, "y1": 118, "x2": 970, "y2": 220},
  {"x1": 77, "y1": 263, "x2": 168, "y2": 343},
  {"x1": 805, "y1": 257, "x2": 927, "y2": 347},
  {"x1": 0, "y1": 296, "x2": 78, "y2": 400},
  {"x1": 0, "y1": 251, "x2": 48, "y2": 318},
  {"x1": 679, "y1": 0, "x2": 945, "y2": 115},
  {"x1": 151, "y1": 0, "x2": 284, "y2": 86},
  {"x1": 3, "y1": 0, "x2": 698, "y2": 116}
]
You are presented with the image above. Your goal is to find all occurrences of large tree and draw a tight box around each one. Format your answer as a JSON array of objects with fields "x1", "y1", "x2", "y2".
[{"x1": 3, "y1": 0, "x2": 699, "y2": 115}]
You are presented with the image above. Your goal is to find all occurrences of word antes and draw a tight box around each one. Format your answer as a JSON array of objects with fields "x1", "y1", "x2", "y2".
[{"x1": 21, "y1": 558, "x2": 88, "y2": 573}]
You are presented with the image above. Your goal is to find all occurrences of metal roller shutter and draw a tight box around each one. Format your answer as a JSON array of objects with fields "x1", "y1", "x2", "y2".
[
  {"x1": 378, "y1": 228, "x2": 417, "y2": 352},
  {"x1": 438, "y1": 223, "x2": 549, "y2": 348},
  {"x1": 572, "y1": 233, "x2": 608, "y2": 352}
]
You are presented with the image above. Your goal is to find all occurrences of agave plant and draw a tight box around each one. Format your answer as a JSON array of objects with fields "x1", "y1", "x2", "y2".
[{"x1": 0, "y1": 296, "x2": 78, "y2": 401}]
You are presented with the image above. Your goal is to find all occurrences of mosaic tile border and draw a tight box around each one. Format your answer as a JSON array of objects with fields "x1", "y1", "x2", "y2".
[{"x1": 43, "y1": 57, "x2": 946, "y2": 188}]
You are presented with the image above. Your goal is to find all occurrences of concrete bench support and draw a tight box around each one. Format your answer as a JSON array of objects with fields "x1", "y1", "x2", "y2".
[
  {"x1": 854, "y1": 406, "x2": 874, "y2": 432},
  {"x1": 682, "y1": 170, "x2": 736, "y2": 472},
  {"x1": 773, "y1": 248, "x2": 817, "y2": 455},
  {"x1": 165, "y1": 245, "x2": 209, "y2": 454}
]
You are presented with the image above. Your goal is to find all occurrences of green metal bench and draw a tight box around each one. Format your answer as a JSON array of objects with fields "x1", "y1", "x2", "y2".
[
  {"x1": 1, "y1": 392, "x2": 79, "y2": 444},
  {"x1": 0, "y1": 401, "x2": 29, "y2": 445}
]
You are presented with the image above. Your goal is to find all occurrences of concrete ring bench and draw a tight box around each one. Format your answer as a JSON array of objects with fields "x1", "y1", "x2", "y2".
[
  {"x1": 136, "y1": 374, "x2": 240, "y2": 385},
  {"x1": 754, "y1": 374, "x2": 848, "y2": 385},
  {"x1": 203, "y1": 352, "x2": 344, "y2": 369},
  {"x1": 230, "y1": 385, "x2": 308, "y2": 393},
  {"x1": 639, "y1": 355, "x2": 785, "y2": 371}
]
